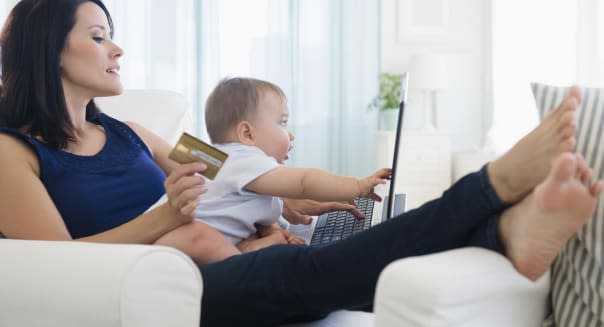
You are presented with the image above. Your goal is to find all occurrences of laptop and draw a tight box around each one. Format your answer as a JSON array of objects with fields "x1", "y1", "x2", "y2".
[{"x1": 289, "y1": 72, "x2": 409, "y2": 245}]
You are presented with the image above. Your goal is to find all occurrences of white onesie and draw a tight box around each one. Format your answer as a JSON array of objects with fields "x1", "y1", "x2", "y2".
[{"x1": 193, "y1": 143, "x2": 283, "y2": 244}]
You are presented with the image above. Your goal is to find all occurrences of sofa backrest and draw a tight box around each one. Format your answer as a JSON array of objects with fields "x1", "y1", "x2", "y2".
[{"x1": 95, "y1": 90, "x2": 193, "y2": 144}]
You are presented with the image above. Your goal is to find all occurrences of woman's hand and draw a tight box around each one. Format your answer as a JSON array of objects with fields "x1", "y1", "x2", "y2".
[
  {"x1": 282, "y1": 198, "x2": 365, "y2": 224},
  {"x1": 163, "y1": 162, "x2": 208, "y2": 225}
]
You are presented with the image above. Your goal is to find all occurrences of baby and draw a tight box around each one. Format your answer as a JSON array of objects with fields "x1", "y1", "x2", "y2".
[{"x1": 157, "y1": 77, "x2": 390, "y2": 263}]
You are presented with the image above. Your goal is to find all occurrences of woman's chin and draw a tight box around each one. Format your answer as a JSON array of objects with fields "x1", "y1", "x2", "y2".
[{"x1": 97, "y1": 86, "x2": 124, "y2": 97}]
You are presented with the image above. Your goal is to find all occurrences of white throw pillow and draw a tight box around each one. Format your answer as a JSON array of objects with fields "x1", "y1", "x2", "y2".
[{"x1": 531, "y1": 83, "x2": 604, "y2": 326}]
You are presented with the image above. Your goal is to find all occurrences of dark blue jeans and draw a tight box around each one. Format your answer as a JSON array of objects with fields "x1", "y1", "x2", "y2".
[{"x1": 199, "y1": 165, "x2": 506, "y2": 326}]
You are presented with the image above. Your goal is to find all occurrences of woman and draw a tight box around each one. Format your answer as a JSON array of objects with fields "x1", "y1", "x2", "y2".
[{"x1": 0, "y1": 0, "x2": 600, "y2": 326}]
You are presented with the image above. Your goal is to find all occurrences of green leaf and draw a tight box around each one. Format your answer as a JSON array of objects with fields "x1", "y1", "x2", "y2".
[{"x1": 367, "y1": 72, "x2": 403, "y2": 111}]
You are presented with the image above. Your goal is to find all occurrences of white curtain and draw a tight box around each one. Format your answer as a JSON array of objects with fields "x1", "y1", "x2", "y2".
[
  {"x1": 196, "y1": 0, "x2": 380, "y2": 176},
  {"x1": 0, "y1": 0, "x2": 15, "y2": 19},
  {"x1": 489, "y1": 0, "x2": 576, "y2": 153},
  {"x1": 102, "y1": 0, "x2": 198, "y2": 109},
  {"x1": 0, "y1": 0, "x2": 379, "y2": 176},
  {"x1": 576, "y1": 0, "x2": 604, "y2": 86}
]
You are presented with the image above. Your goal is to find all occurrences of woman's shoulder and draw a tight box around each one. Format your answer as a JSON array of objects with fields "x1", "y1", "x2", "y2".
[
  {"x1": 107, "y1": 115, "x2": 171, "y2": 162},
  {"x1": 93, "y1": 112, "x2": 155, "y2": 154},
  {"x1": 94, "y1": 113, "x2": 172, "y2": 173},
  {"x1": 0, "y1": 129, "x2": 35, "y2": 152},
  {"x1": 120, "y1": 120, "x2": 148, "y2": 139},
  {"x1": 0, "y1": 132, "x2": 39, "y2": 174}
]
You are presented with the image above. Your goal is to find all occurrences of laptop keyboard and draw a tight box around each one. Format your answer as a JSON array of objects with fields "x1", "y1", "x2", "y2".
[{"x1": 310, "y1": 198, "x2": 374, "y2": 245}]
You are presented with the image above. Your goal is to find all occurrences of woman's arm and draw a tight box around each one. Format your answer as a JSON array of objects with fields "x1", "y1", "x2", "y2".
[
  {"x1": 0, "y1": 135, "x2": 72, "y2": 240},
  {"x1": 244, "y1": 166, "x2": 392, "y2": 202},
  {"x1": 0, "y1": 134, "x2": 203, "y2": 244}
]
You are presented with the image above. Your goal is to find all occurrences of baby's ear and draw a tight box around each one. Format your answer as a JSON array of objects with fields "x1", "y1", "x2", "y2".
[{"x1": 236, "y1": 121, "x2": 255, "y2": 145}]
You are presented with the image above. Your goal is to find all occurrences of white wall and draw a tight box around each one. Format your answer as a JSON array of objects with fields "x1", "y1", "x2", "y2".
[{"x1": 381, "y1": 0, "x2": 491, "y2": 152}]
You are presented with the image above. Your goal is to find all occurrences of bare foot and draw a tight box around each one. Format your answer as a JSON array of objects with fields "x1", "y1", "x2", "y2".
[
  {"x1": 488, "y1": 87, "x2": 580, "y2": 204},
  {"x1": 236, "y1": 231, "x2": 287, "y2": 253},
  {"x1": 499, "y1": 153, "x2": 603, "y2": 280}
]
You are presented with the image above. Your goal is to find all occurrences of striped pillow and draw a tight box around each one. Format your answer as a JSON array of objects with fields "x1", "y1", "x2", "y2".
[{"x1": 531, "y1": 83, "x2": 604, "y2": 327}]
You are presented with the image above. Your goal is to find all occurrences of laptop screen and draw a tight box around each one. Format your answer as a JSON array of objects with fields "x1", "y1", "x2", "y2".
[{"x1": 385, "y1": 72, "x2": 408, "y2": 219}]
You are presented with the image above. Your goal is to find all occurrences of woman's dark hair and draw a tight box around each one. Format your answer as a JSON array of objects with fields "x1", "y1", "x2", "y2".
[{"x1": 0, "y1": 0, "x2": 113, "y2": 148}]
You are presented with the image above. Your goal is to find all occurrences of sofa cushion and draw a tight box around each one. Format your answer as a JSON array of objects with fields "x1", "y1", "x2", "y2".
[
  {"x1": 95, "y1": 89, "x2": 193, "y2": 145},
  {"x1": 0, "y1": 239, "x2": 202, "y2": 327},
  {"x1": 531, "y1": 83, "x2": 604, "y2": 326},
  {"x1": 373, "y1": 247, "x2": 549, "y2": 327}
]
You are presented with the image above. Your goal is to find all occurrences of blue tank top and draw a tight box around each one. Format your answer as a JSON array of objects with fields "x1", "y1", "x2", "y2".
[{"x1": 0, "y1": 113, "x2": 166, "y2": 238}]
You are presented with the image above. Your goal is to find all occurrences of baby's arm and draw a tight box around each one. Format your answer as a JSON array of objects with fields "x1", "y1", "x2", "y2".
[{"x1": 245, "y1": 167, "x2": 392, "y2": 202}]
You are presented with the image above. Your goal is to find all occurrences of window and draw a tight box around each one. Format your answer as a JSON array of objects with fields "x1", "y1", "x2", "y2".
[{"x1": 490, "y1": 0, "x2": 577, "y2": 152}]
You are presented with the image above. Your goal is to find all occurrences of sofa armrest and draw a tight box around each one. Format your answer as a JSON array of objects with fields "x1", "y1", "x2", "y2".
[
  {"x1": 373, "y1": 247, "x2": 550, "y2": 327},
  {"x1": 0, "y1": 239, "x2": 202, "y2": 327}
]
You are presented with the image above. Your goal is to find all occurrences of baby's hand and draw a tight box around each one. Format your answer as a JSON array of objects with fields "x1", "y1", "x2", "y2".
[
  {"x1": 282, "y1": 230, "x2": 306, "y2": 245},
  {"x1": 358, "y1": 168, "x2": 392, "y2": 201}
]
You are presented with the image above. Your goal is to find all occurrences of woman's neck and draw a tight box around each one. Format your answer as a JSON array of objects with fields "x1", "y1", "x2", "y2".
[{"x1": 62, "y1": 88, "x2": 92, "y2": 131}]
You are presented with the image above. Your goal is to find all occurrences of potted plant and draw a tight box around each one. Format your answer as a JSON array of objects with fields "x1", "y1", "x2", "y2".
[{"x1": 368, "y1": 72, "x2": 402, "y2": 131}]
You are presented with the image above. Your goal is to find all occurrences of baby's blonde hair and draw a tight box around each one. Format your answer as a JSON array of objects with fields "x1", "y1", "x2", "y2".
[{"x1": 205, "y1": 77, "x2": 287, "y2": 144}]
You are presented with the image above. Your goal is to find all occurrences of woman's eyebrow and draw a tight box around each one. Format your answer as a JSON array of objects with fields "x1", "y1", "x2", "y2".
[{"x1": 88, "y1": 24, "x2": 106, "y2": 31}]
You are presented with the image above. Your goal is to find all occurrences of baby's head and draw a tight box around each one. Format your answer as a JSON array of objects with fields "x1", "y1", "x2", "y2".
[{"x1": 205, "y1": 77, "x2": 294, "y2": 163}]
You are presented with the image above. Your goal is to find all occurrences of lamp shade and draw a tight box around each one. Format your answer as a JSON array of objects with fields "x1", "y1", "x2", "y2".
[{"x1": 408, "y1": 54, "x2": 448, "y2": 90}]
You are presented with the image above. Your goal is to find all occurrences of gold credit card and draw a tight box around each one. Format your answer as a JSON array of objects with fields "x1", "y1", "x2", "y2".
[{"x1": 168, "y1": 132, "x2": 228, "y2": 180}]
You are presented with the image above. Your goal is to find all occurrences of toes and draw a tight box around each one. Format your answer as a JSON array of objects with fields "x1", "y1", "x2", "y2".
[
  {"x1": 574, "y1": 154, "x2": 589, "y2": 177},
  {"x1": 562, "y1": 139, "x2": 576, "y2": 153},
  {"x1": 543, "y1": 93, "x2": 578, "y2": 126},
  {"x1": 591, "y1": 181, "x2": 604, "y2": 196},
  {"x1": 552, "y1": 153, "x2": 576, "y2": 182},
  {"x1": 559, "y1": 125, "x2": 576, "y2": 140},
  {"x1": 556, "y1": 112, "x2": 577, "y2": 150},
  {"x1": 558, "y1": 137, "x2": 576, "y2": 152},
  {"x1": 560, "y1": 96, "x2": 579, "y2": 114},
  {"x1": 568, "y1": 85, "x2": 582, "y2": 103},
  {"x1": 576, "y1": 163, "x2": 592, "y2": 185},
  {"x1": 558, "y1": 111, "x2": 577, "y2": 131},
  {"x1": 582, "y1": 168, "x2": 593, "y2": 186}
]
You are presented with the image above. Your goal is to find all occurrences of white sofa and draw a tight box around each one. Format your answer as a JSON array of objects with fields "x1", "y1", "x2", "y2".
[{"x1": 0, "y1": 90, "x2": 550, "y2": 327}]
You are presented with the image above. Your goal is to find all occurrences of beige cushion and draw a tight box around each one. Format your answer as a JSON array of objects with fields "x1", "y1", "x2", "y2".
[{"x1": 95, "y1": 89, "x2": 193, "y2": 144}]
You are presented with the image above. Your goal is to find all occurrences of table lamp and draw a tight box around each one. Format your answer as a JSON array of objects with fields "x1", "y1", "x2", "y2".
[{"x1": 409, "y1": 54, "x2": 448, "y2": 130}]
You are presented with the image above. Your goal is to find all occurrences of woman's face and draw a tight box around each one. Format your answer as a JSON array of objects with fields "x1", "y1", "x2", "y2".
[{"x1": 60, "y1": 1, "x2": 123, "y2": 100}]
